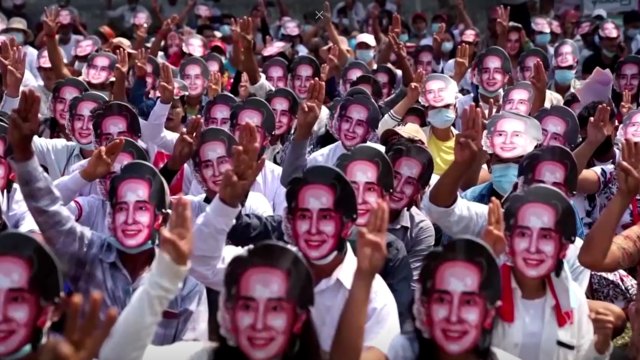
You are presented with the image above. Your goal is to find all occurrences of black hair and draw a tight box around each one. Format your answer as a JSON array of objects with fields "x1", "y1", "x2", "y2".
[
  {"x1": 386, "y1": 142, "x2": 434, "y2": 189},
  {"x1": 562, "y1": 92, "x2": 580, "y2": 109},
  {"x1": 108, "y1": 160, "x2": 169, "y2": 214},
  {"x1": 577, "y1": 100, "x2": 616, "y2": 130},
  {"x1": 351, "y1": 74, "x2": 383, "y2": 102},
  {"x1": 52, "y1": 78, "x2": 90, "y2": 99},
  {"x1": 335, "y1": 144, "x2": 394, "y2": 194},
  {"x1": 68, "y1": 92, "x2": 109, "y2": 124},
  {"x1": 402, "y1": 105, "x2": 428, "y2": 127},
  {"x1": 533, "y1": 106, "x2": 580, "y2": 148},
  {"x1": 475, "y1": 46, "x2": 512, "y2": 75},
  {"x1": 119, "y1": 138, "x2": 150, "y2": 163},
  {"x1": 518, "y1": 48, "x2": 550, "y2": 72},
  {"x1": 374, "y1": 64, "x2": 398, "y2": 95},
  {"x1": 289, "y1": 55, "x2": 320, "y2": 78},
  {"x1": 340, "y1": 60, "x2": 371, "y2": 83},
  {"x1": 230, "y1": 98, "x2": 276, "y2": 138},
  {"x1": 518, "y1": 145, "x2": 578, "y2": 194},
  {"x1": 336, "y1": 95, "x2": 382, "y2": 131},
  {"x1": 203, "y1": 94, "x2": 238, "y2": 128}
]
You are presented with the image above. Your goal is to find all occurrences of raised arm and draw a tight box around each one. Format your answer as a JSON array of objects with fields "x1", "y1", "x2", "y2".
[
  {"x1": 43, "y1": 7, "x2": 72, "y2": 80},
  {"x1": 377, "y1": 71, "x2": 423, "y2": 135}
]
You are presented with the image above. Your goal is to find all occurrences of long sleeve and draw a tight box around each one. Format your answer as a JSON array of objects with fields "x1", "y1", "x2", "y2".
[
  {"x1": 0, "y1": 94, "x2": 19, "y2": 113},
  {"x1": 280, "y1": 138, "x2": 309, "y2": 187},
  {"x1": 227, "y1": 214, "x2": 284, "y2": 246},
  {"x1": 248, "y1": 73, "x2": 275, "y2": 99},
  {"x1": 423, "y1": 194, "x2": 488, "y2": 239},
  {"x1": 10, "y1": 155, "x2": 94, "y2": 271},
  {"x1": 6, "y1": 185, "x2": 39, "y2": 233},
  {"x1": 139, "y1": 101, "x2": 178, "y2": 153},
  {"x1": 52, "y1": 170, "x2": 91, "y2": 205},
  {"x1": 377, "y1": 110, "x2": 402, "y2": 135},
  {"x1": 129, "y1": 77, "x2": 148, "y2": 109},
  {"x1": 99, "y1": 251, "x2": 190, "y2": 360}
]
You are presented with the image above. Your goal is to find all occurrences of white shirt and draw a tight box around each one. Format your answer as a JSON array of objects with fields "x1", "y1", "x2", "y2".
[
  {"x1": 2, "y1": 185, "x2": 39, "y2": 233},
  {"x1": 190, "y1": 196, "x2": 401, "y2": 356},
  {"x1": 307, "y1": 141, "x2": 386, "y2": 168},
  {"x1": 518, "y1": 297, "x2": 547, "y2": 360},
  {"x1": 444, "y1": 58, "x2": 472, "y2": 93}
]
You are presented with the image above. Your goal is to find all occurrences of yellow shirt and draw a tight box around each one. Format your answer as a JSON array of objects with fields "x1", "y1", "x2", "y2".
[{"x1": 427, "y1": 132, "x2": 456, "y2": 176}]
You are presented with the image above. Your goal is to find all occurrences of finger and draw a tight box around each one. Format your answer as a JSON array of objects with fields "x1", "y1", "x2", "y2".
[
  {"x1": 78, "y1": 292, "x2": 103, "y2": 346},
  {"x1": 171, "y1": 195, "x2": 193, "y2": 231},
  {"x1": 367, "y1": 199, "x2": 381, "y2": 233},
  {"x1": 82, "y1": 306, "x2": 118, "y2": 359},
  {"x1": 379, "y1": 199, "x2": 389, "y2": 233},
  {"x1": 317, "y1": 80, "x2": 326, "y2": 104},
  {"x1": 105, "y1": 138, "x2": 124, "y2": 158},
  {"x1": 63, "y1": 293, "x2": 83, "y2": 343}
]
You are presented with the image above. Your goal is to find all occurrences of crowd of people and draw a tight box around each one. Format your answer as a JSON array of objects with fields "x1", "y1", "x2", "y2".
[{"x1": 2, "y1": 0, "x2": 640, "y2": 359}]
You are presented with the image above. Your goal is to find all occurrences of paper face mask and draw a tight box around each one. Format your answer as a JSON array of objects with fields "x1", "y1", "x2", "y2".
[
  {"x1": 179, "y1": 57, "x2": 210, "y2": 97},
  {"x1": 335, "y1": 145, "x2": 393, "y2": 226},
  {"x1": 615, "y1": 56, "x2": 640, "y2": 96},
  {"x1": 221, "y1": 242, "x2": 313, "y2": 360},
  {"x1": 533, "y1": 106, "x2": 579, "y2": 148},
  {"x1": 290, "y1": 55, "x2": 320, "y2": 99},
  {"x1": 553, "y1": 40, "x2": 579, "y2": 69},
  {"x1": 423, "y1": 74, "x2": 457, "y2": 108},
  {"x1": 262, "y1": 58, "x2": 289, "y2": 89},
  {"x1": 502, "y1": 82, "x2": 534, "y2": 115},
  {"x1": 334, "y1": 94, "x2": 381, "y2": 150},
  {"x1": 101, "y1": 138, "x2": 149, "y2": 196},
  {"x1": 599, "y1": 20, "x2": 620, "y2": 39},
  {"x1": 204, "y1": 53, "x2": 224, "y2": 76},
  {"x1": 286, "y1": 166, "x2": 357, "y2": 263},
  {"x1": 193, "y1": 128, "x2": 236, "y2": 194},
  {"x1": 230, "y1": 98, "x2": 276, "y2": 145},
  {"x1": 484, "y1": 112, "x2": 542, "y2": 159},
  {"x1": 74, "y1": 36, "x2": 101, "y2": 58},
  {"x1": 518, "y1": 145, "x2": 578, "y2": 195},
  {"x1": 373, "y1": 65, "x2": 397, "y2": 99},
  {"x1": 387, "y1": 143, "x2": 433, "y2": 211},
  {"x1": 622, "y1": 109, "x2": 640, "y2": 142},
  {"x1": 266, "y1": 88, "x2": 299, "y2": 136},
  {"x1": 475, "y1": 47, "x2": 511, "y2": 94},
  {"x1": 351, "y1": 74, "x2": 383, "y2": 102},
  {"x1": 37, "y1": 47, "x2": 66, "y2": 69},
  {"x1": 84, "y1": 52, "x2": 117, "y2": 85},
  {"x1": 518, "y1": 49, "x2": 549, "y2": 82},
  {"x1": 92, "y1": 101, "x2": 142, "y2": 146},
  {"x1": 203, "y1": 94, "x2": 238, "y2": 130},
  {"x1": 340, "y1": 60, "x2": 370, "y2": 94},
  {"x1": 402, "y1": 106, "x2": 428, "y2": 127},
  {"x1": 67, "y1": 92, "x2": 108, "y2": 146},
  {"x1": 416, "y1": 238, "x2": 500, "y2": 355},
  {"x1": 51, "y1": 78, "x2": 90, "y2": 128},
  {"x1": 504, "y1": 185, "x2": 576, "y2": 278},
  {"x1": 414, "y1": 46, "x2": 435, "y2": 75},
  {"x1": 183, "y1": 35, "x2": 206, "y2": 57}
]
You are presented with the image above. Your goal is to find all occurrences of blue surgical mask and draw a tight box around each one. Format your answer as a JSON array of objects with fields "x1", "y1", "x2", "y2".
[
  {"x1": 554, "y1": 69, "x2": 575, "y2": 86},
  {"x1": 219, "y1": 25, "x2": 232, "y2": 37},
  {"x1": 106, "y1": 236, "x2": 155, "y2": 254},
  {"x1": 399, "y1": 33, "x2": 409, "y2": 42},
  {"x1": 602, "y1": 48, "x2": 617, "y2": 58},
  {"x1": 348, "y1": 38, "x2": 357, "y2": 50},
  {"x1": 441, "y1": 41, "x2": 454, "y2": 53},
  {"x1": 427, "y1": 108, "x2": 455, "y2": 129},
  {"x1": 490, "y1": 163, "x2": 519, "y2": 196},
  {"x1": 356, "y1": 49, "x2": 375, "y2": 62},
  {"x1": 431, "y1": 23, "x2": 441, "y2": 34},
  {"x1": 627, "y1": 28, "x2": 640, "y2": 38},
  {"x1": 6, "y1": 31, "x2": 24, "y2": 45},
  {"x1": 478, "y1": 86, "x2": 503, "y2": 99},
  {"x1": 303, "y1": 24, "x2": 313, "y2": 33},
  {"x1": 534, "y1": 33, "x2": 551, "y2": 46}
]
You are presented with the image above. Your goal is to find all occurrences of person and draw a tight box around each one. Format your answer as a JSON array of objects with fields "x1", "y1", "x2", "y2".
[
  {"x1": 551, "y1": 39, "x2": 580, "y2": 98},
  {"x1": 73, "y1": 36, "x2": 101, "y2": 59},
  {"x1": 373, "y1": 64, "x2": 397, "y2": 100},
  {"x1": 47, "y1": 77, "x2": 90, "y2": 138},
  {"x1": 91, "y1": 101, "x2": 142, "y2": 147},
  {"x1": 517, "y1": 48, "x2": 563, "y2": 108},
  {"x1": 533, "y1": 106, "x2": 580, "y2": 148},
  {"x1": 202, "y1": 94, "x2": 238, "y2": 130},
  {"x1": 264, "y1": 87, "x2": 299, "y2": 164},
  {"x1": 289, "y1": 55, "x2": 321, "y2": 100},
  {"x1": 613, "y1": 55, "x2": 640, "y2": 108},
  {"x1": 485, "y1": 112, "x2": 542, "y2": 162},
  {"x1": 340, "y1": 60, "x2": 370, "y2": 94},
  {"x1": 66, "y1": 92, "x2": 109, "y2": 149},
  {"x1": 582, "y1": 20, "x2": 623, "y2": 77},
  {"x1": 502, "y1": 82, "x2": 534, "y2": 115},
  {"x1": 84, "y1": 52, "x2": 117, "y2": 85},
  {"x1": 262, "y1": 57, "x2": 289, "y2": 89},
  {"x1": 179, "y1": 56, "x2": 210, "y2": 99}
]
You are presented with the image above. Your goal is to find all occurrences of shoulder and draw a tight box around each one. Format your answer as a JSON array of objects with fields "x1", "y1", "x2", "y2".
[
  {"x1": 263, "y1": 160, "x2": 282, "y2": 174},
  {"x1": 387, "y1": 333, "x2": 418, "y2": 360},
  {"x1": 491, "y1": 346, "x2": 522, "y2": 360}
]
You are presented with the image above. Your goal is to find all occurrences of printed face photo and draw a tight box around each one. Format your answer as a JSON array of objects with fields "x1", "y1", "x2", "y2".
[
  {"x1": 54, "y1": 86, "x2": 82, "y2": 126},
  {"x1": 37, "y1": 50, "x2": 51, "y2": 68},
  {"x1": 198, "y1": 140, "x2": 232, "y2": 193},
  {"x1": 0, "y1": 256, "x2": 39, "y2": 357},
  {"x1": 270, "y1": 97, "x2": 292, "y2": 136},
  {"x1": 104, "y1": 152, "x2": 134, "y2": 193},
  {"x1": 425, "y1": 260, "x2": 485, "y2": 355},
  {"x1": 99, "y1": 115, "x2": 132, "y2": 145},
  {"x1": 343, "y1": 68, "x2": 365, "y2": 92},
  {"x1": 503, "y1": 88, "x2": 532, "y2": 115},
  {"x1": 338, "y1": 103, "x2": 369, "y2": 149},
  {"x1": 207, "y1": 60, "x2": 221, "y2": 75},
  {"x1": 532, "y1": 18, "x2": 550, "y2": 33},
  {"x1": 293, "y1": 64, "x2": 314, "y2": 99},
  {"x1": 266, "y1": 66, "x2": 287, "y2": 88},
  {"x1": 206, "y1": 104, "x2": 232, "y2": 130},
  {"x1": 292, "y1": 184, "x2": 341, "y2": 261},
  {"x1": 489, "y1": 118, "x2": 534, "y2": 158},
  {"x1": 183, "y1": 64, "x2": 206, "y2": 96},
  {"x1": 461, "y1": 29, "x2": 477, "y2": 43},
  {"x1": 532, "y1": 161, "x2": 568, "y2": 194},
  {"x1": 195, "y1": 5, "x2": 212, "y2": 17},
  {"x1": 345, "y1": 160, "x2": 382, "y2": 226},
  {"x1": 624, "y1": 113, "x2": 640, "y2": 141},
  {"x1": 416, "y1": 51, "x2": 433, "y2": 75},
  {"x1": 511, "y1": 202, "x2": 561, "y2": 278},
  {"x1": 519, "y1": 56, "x2": 538, "y2": 81},
  {"x1": 86, "y1": 55, "x2": 113, "y2": 84},
  {"x1": 506, "y1": 31, "x2": 520, "y2": 56},
  {"x1": 230, "y1": 266, "x2": 297, "y2": 360},
  {"x1": 0, "y1": 139, "x2": 8, "y2": 192},
  {"x1": 555, "y1": 44, "x2": 576, "y2": 68},
  {"x1": 236, "y1": 109, "x2": 266, "y2": 144},
  {"x1": 425, "y1": 79, "x2": 449, "y2": 107},
  {"x1": 166, "y1": 32, "x2": 182, "y2": 54},
  {"x1": 480, "y1": 55, "x2": 506, "y2": 92},
  {"x1": 113, "y1": 178, "x2": 154, "y2": 248},
  {"x1": 145, "y1": 63, "x2": 157, "y2": 92},
  {"x1": 58, "y1": 9, "x2": 72, "y2": 24},
  {"x1": 186, "y1": 37, "x2": 205, "y2": 56},
  {"x1": 71, "y1": 100, "x2": 99, "y2": 145},
  {"x1": 601, "y1": 22, "x2": 619, "y2": 38},
  {"x1": 75, "y1": 39, "x2": 97, "y2": 57},
  {"x1": 390, "y1": 156, "x2": 422, "y2": 210},
  {"x1": 375, "y1": 72, "x2": 391, "y2": 99},
  {"x1": 617, "y1": 63, "x2": 640, "y2": 95},
  {"x1": 133, "y1": 11, "x2": 149, "y2": 26},
  {"x1": 540, "y1": 116, "x2": 568, "y2": 147}
]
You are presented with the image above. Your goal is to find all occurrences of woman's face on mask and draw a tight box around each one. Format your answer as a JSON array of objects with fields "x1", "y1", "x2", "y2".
[{"x1": 506, "y1": 31, "x2": 521, "y2": 56}]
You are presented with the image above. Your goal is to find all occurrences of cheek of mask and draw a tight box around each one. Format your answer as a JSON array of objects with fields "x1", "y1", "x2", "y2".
[
  {"x1": 399, "y1": 33, "x2": 409, "y2": 42},
  {"x1": 554, "y1": 69, "x2": 575, "y2": 85},
  {"x1": 490, "y1": 163, "x2": 519, "y2": 196},
  {"x1": 534, "y1": 33, "x2": 551, "y2": 46},
  {"x1": 441, "y1": 41, "x2": 454, "y2": 53},
  {"x1": 356, "y1": 49, "x2": 375, "y2": 62},
  {"x1": 427, "y1": 108, "x2": 455, "y2": 128}
]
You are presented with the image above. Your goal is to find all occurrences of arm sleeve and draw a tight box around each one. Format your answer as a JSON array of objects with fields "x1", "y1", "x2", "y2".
[
  {"x1": 6, "y1": 185, "x2": 39, "y2": 233},
  {"x1": 0, "y1": 94, "x2": 20, "y2": 113},
  {"x1": 227, "y1": 214, "x2": 284, "y2": 247},
  {"x1": 139, "y1": 101, "x2": 179, "y2": 153},
  {"x1": 129, "y1": 77, "x2": 149, "y2": 109},
  {"x1": 377, "y1": 110, "x2": 402, "y2": 135},
  {"x1": 280, "y1": 138, "x2": 309, "y2": 187},
  {"x1": 52, "y1": 170, "x2": 92, "y2": 205},
  {"x1": 247, "y1": 73, "x2": 275, "y2": 99},
  {"x1": 422, "y1": 195, "x2": 488, "y2": 239}
]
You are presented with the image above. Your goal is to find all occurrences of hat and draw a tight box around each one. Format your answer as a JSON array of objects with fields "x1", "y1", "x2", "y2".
[
  {"x1": 97, "y1": 25, "x2": 116, "y2": 42},
  {"x1": 562, "y1": 9, "x2": 581, "y2": 23},
  {"x1": 356, "y1": 33, "x2": 376, "y2": 47},
  {"x1": 110, "y1": 37, "x2": 136, "y2": 54},
  {"x1": 209, "y1": 39, "x2": 227, "y2": 53},
  {"x1": 380, "y1": 124, "x2": 428, "y2": 147},
  {"x1": 411, "y1": 13, "x2": 427, "y2": 23},
  {"x1": 592, "y1": 9, "x2": 607, "y2": 20},
  {"x1": 1, "y1": 17, "x2": 32, "y2": 42}
]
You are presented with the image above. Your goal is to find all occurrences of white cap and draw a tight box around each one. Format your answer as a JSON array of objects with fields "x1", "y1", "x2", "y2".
[
  {"x1": 592, "y1": 9, "x2": 607, "y2": 19},
  {"x1": 355, "y1": 33, "x2": 376, "y2": 47}
]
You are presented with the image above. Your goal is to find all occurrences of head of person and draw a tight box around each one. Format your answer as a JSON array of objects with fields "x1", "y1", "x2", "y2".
[
  {"x1": 505, "y1": 24, "x2": 524, "y2": 57},
  {"x1": 165, "y1": 31, "x2": 183, "y2": 55},
  {"x1": 531, "y1": 17, "x2": 552, "y2": 47},
  {"x1": 266, "y1": 88, "x2": 299, "y2": 137},
  {"x1": 204, "y1": 52, "x2": 225, "y2": 76},
  {"x1": 502, "y1": 82, "x2": 534, "y2": 115},
  {"x1": 623, "y1": 10, "x2": 640, "y2": 40},
  {"x1": 99, "y1": 138, "x2": 149, "y2": 198},
  {"x1": 459, "y1": 28, "x2": 480, "y2": 55},
  {"x1": 413, "y1": 45, "x2": 435, "y2": 75},
  {"x1": 0, "y1": 122, "x2": 11, "y2": 193},
  {"x1": 0, "y1": 231, "x2": 62, "y2": 358},
  {"x1": 373, "y1": 64, "x2": 397, "y2": 99},
  {"x1": 289, "y1": 55, "x2": 320, "y2": 100},
  {"x1": 132, "y1": 10, "x2": 150, "y2": 27},
  {"x1": 218, "y1": 241, "x2": 319, "y2": 360},
  {"x1": 340, "y1": 60, "x2": 371, "y2": 94},
  {"x1": 230, "y1": 98, "x2": 276, "y2": 147},
  {"x1": 533, "y1": 106, "x2": 580, "y2": 149},
  {"x1": 91, "y1": 101, "x2": 142, "y2": 146},
  {"x1": 263, "y1": 57, "x2": 289, "y2": 89},
  {"x1": 66, "y1": 92, "x2": 109, "y2": 148},
  {"x1": 351, "y1": 74, "x2": 383, "y2": 102},
  {"x1": 411, "y1": 12, "x2": 428, "y2": 36},
  {"x1": 516, "y1": 145, "x2": 578, "y2": 197},
  {"x1": 615, "y1": 55, "x2": 640, "y2": 96},
  {"x1": 84, "y1": 52, "x2": 117, "y2": 85},
  {"x1": 517, "y1": 48, "x2": 550, "y2": 82},
  {"x1": 285, "y1": 165, "x2": 358, "y2": 265},
  {"x1": 402, "y1": 105, "x2": 428, "y2": 127},
  {"x1": 414, "y1": 238, "x2": 500, "y2": 357},
  {"x1": 183, "y1": 34, "x2": 206, "y2": 57},
  {"x1": 385, "y1": 138, "x2": 434, "y2": 211},
  {"x1": 503, "y1": 185, "x2": 576, "y2": 279},
  {"x1": 335, "y1": 145, "x2": 393, "y2": 226},
  {"x1": 334, "y1": 94, "x2": 381, "y2": 150},
  {"x1": 192, "y1": 127, "x2": 236, "y2": 195},
  {"x1": 37, "y1": 47, "x2": 66, "y2": 91},
  {"x1": 203, "y1": 93, "x2": 238, "y2": 130},
  {"x1": 51, "y1": 78, "x2": 90, "y2": 127},
  {"x1": 577, "y1": 101, "x2": 617, "y2": 159},
  {"x1": 553, "y1": 39, "x2": 579, "y2": 86},
  {"x1": 598, "y1": 20, "x2": 622, "y2": 58},
  {"x1": 621, "y1": 109, "x2": 640, "y2": 142},
  {"x1": 474, "y1": 47, "x2": 511, "y2": 98},
  {"x1": 354, "y1": 33, "x2": 377, "y2": 64},
  {"x1": 562, "y1": 92, "x2": 582, "y2": 114},
  {"x1": 145, "y1": 56, "x2": 161, "y2": 93},
  {"x1": 179, "y1": 57, "x2": 211, "y2": 98},
  {"x1": 74, "y1": 36, "x2": 101, "y2": 59},
  {"x1": 423, "y1": 73, "x2": 457, "y2": 128}
]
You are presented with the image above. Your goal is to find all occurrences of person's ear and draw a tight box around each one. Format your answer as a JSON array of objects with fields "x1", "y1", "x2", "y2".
[
  {"x1": 341, "y1": 220, "x2": 354, "y2": 238},
  {"x1": 293, "y1": 310, "x2": 308, "y2": 334},
  {"x1": 558, "y1": 243, "x2": 569, "y2": 259},
  {"x1": 154, "y1": 212, "x2": 164, "y2": 229},
  {"x1": 37, "y1": 305, "x2": 54, "y2": 329},
  {"x1": 483, "y1": 306, "x2": 497, "y2": 330}
]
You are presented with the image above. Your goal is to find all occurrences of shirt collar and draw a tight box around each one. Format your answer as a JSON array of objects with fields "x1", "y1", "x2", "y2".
[
  {"x1": 99, "y1": 239, "x2": 119, "y2": 263},
  {"x1": 335, "y1": 244, "x2": 357, "y2": 290},
  {"x1": 389, "y1": 208, "x2": 410, "y2": 229}
]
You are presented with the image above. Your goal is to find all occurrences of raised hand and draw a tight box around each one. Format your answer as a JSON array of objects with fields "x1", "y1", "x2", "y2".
[
  {"x1": 134, "y1": 48, "x2": 148, "y2": 79},
  {"x1": 496, "y1": 6, "x2": 510, "y2": 37},
  {"x1": 432, "y1": 24, "x2": 446, "y2": 53},
  {"x1": 356, "y1": 200, "x2": 389, "y2": 278},
  {"x1": 158, "y1": 62, "x2": 174, "y2": 104},
  {"x1": 586, "y1": 104, "x2": 612, "y2": 146},
  {"x1": 621, "y1": 90, "x2": 633, "y2": 117},
  {"x1": 80, "y1": 139, "x2": 125, "y2": 182},
  {"x1": 168, "y1": 116, "x2": 202, "y2": 170},
  {"x1": 158, "y1": 15, "x2": 177, "y2": 39},
  {"x1": 591, "y1": 308, "x2": 615, "y2": 355},
  {"x1": 207, "y1": 72, "x2": 222, "y2": 98},
  {"x1": 388, "y1": 33, "x2": 407, "y2": 58},
  {"x1": 160, "y1": 196, "x2": 193, "y2": 266},
  {"x1": 454, "y1": 103, "x2": 483, "y2": 166},
  {"x1": 238, "y1": 17, "x2": 254, "y2": 52},
  {"x1": 390, "y1": 13, "x2": 402, "y2": 37},
  {"x1": 453, "y1": 43, "x2": 470, "y2": 81},
  {"x1": 43, "y1": 6, "x2": 60, "y2": 37},
  {"x1": 529, "y1": 59, "x2": 547, "y2": 95},
  {"x1": 325, "y1": 45, "x2": 340, "y2": 79},
  {"x1": 9, "y1": 89, "x2": 40, "y2": 161},
  {"x1": 2, "y1": 43, "x2": 25, "y2": 98},
  {"x1": 114, "y1": 48, "x2": 128, "y2": 76},
  {"x1": 617, "y1": 138, "x2": 640, "y2": 198},
  {"x1": 294, "y1": 78, "x2": 324, "y2": 141},
  {"x1": 483, "y1": 197, "x2": 506, "y2": 256},
  {"x1": 406, "y1": 69, "x2": 424, "y2": 103}
]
